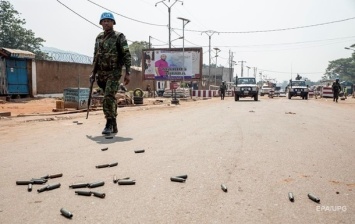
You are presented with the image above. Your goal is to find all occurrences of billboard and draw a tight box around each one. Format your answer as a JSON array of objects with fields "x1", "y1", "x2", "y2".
[{"x1": 142, "y1": 48, "x2": 202, "y2": 81}]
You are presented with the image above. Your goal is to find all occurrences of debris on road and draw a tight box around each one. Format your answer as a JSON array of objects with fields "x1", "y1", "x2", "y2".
[
  {"x1": 75, "y1": 190, "x2": 92, "y2": 196},
  {"x1": 285, "y1": 112, "x2": 296, "y2": 115},
  {"x1": 88, "y1": 181, "x2": 105, "y2": 188},
  {"x1": 60, "y1": 208, "x2": 73, "y2": 219},
  {"x1": 31, "y1": 179, "x2": 48, "y2": 184},
  {"x1": 28, "y1": 183, "x2": 32, "y2": 192},
  {"x1": 117, "y1": 179, "x2": 136, "y2": 185},
  {"x1": 105, "y1": 136, "x2": 113, "y2": 139},
  {"x1": 92, "y1": 191, "x2": 106, "y2": 198},
  {"x1": 308, "y1": 193, "x2": 320, "y2": 203},
  {"x1": 170, "y1": 177, "x2": 186, "y2": 183},
  {"x1": 221, "y1": 184, "x2": 228, "y2": 192},
  {"x1": 95, "y1": 162, "x2": 118, "y2": 168},
  {"x1": 37, "y1": 183, "x2": 61, "y2": 193},
  {"x1": 41, "y1": 173, "x2": 63, "y2": 179},
  {"x1": 288, "y1": 192, "x2": 294, "y2": 202},
  {"x1": 175, "y1": 175, "x2": 188, "y2": 179},
  {"x1": 69, "y1": 183, "x2": 89, "y2": 189},
  {"x1": 134, "y1": 149, "x2": 145, "y2": 153},
  {"x1": 101, "y1": 147, "x2": 108, "y2": 151},
  {"x1": 95, "y1": 164, "x2": 109, "y2": 169},
  {"x1": 16, "y1": 180, "x2": 36, "y2": 185}
]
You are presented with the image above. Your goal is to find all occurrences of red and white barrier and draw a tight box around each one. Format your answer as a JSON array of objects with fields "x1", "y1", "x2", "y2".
[
  {"x1": 308, "y1": 90, "x2": 314, "y2": 98},
  {"x1": 192, "y1": 90, "x2": 219, "y2": 98},
  {"x1": 321, "y1": 87, "x2": 333, "y2": 98}
]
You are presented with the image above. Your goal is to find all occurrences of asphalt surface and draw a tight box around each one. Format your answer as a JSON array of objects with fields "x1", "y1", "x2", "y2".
[{"x1": 0, "y1": 96, "x2": 354, "y2": 223}]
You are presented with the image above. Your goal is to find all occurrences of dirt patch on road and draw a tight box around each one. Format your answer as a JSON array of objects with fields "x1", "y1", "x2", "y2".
[{"x1": 0, "y1": 98, "x2": 58, "y2": 117}]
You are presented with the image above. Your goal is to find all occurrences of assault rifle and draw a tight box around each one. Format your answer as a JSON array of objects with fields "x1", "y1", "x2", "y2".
[{"x1": 86, "y1": 57, "x2": 98, "y2": 119}]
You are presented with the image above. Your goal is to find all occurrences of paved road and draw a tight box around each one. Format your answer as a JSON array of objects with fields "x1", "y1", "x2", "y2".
[{"x1": 0, "y1": 97, "x2": 354, "y2": 223}]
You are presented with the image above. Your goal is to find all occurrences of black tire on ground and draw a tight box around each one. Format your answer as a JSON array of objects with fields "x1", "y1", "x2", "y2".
[
  {"x1": 133, "y1": 88, "x2": 144, "y2": 97},
  {"x1": 133, "y1": 96, "x2": 143, "y2": 104},
  {"x1": 171, "y1": 99, "x2": 180, "y2": 104},
  {"x1": 254, "y1": 94, "x2": 258, "y2": 101},
  {"x1": 305, "y1": 94, "x2": 308, "y2": 100},
  {"x1": 288, "y1": 93, "x2": 291, "y2": 99},
  {"x1": 236, "y1": 95, "x2": 240, "y2": 101}
]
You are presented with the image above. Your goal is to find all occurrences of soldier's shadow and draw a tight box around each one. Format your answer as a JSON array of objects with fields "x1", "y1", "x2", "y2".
[{"x1": 86, "y1": 135, "x2": 133, "y2": 144}]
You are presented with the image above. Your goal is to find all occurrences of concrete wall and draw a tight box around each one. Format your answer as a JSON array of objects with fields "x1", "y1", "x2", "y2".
[
  {"x1": 34, "y1": 60, "x2": 235, "y2": 94},
  {"x1": 35, "y1": 60, "x2": 92, "y2": 94},
  {"x1": 35, "y1": 60, "x2": 150, "y2": 94}
]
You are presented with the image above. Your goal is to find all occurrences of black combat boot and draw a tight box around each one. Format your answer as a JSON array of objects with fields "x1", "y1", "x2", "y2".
[
  {"x1": 112, "y1": 117, "x2": 118, "y2": 133},
  {"x1": 102, "y1": 118, "x2": 113, "y2": 135}
]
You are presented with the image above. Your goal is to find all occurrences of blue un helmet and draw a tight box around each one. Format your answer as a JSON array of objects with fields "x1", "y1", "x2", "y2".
[{"x1": 99, "y1": 12, "x2": 116, "y2": 25}]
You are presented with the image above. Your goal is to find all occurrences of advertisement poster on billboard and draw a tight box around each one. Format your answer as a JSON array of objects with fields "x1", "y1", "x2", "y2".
[{"x1": 142, "y1": 48, "x2": 202, "y2": 81}]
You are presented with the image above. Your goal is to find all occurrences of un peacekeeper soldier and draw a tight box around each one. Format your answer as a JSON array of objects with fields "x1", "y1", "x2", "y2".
[
  {"x1": 220, "y1": 81, "x2": 227, "y2": 100},
  {"x1": 332, "y1": 78, "x2": 341, "y2": 103},
  {"x1": 91, "y1": 12, "x2": 131, "y2": 135}
]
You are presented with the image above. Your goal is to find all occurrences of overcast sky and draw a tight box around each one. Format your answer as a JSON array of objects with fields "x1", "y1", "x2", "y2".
[{"x1": 9, "y1": 0, "x2": 355, "y2": 82}]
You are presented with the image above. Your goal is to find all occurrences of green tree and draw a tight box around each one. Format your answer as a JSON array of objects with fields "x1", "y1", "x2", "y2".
[
  {"x1": 129, "y1": 41, "x2": 149, "y2": 67},
  {"x1": 324, "y1": 57, "x2": 355, "y2": 83},
  {"x1": 0, "y1": 1, "x2": 49, "y2": 59}
]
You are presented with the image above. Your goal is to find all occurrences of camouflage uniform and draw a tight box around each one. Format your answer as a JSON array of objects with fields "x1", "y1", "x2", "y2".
[
  {"x1": 94, "y1": 30, "x2": 131, "y2": 119},
  {"x1": 220, "y1": 82, "x2": 227, "y2": 100},
  {"x1": 332, "y1": 80, "x2": 341, "y2": 102}
]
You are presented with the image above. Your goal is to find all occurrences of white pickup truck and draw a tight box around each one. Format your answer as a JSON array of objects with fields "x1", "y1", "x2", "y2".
[{"x1": 260, "y1": 84, "x2": 272, "y2": 96}]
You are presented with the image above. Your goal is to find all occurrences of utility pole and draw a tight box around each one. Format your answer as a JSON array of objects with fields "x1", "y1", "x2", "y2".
[
  {"x1": 238, "y1": 60, "x2": 246, "y2": 77},
  {"x1": 148, "y1": 36, "x2": 152, "y2": 48},
  {"x1": 246, "y1": 66, "x2": 251, "y2": 76},
  {"x1": 201, "y1": 30, "x2": 218, "y2": 84},
  {"x1": 253, "y1": 67, "x2": 257, "y2": 78},
  {"x1": 213, "y1": 48, "x2": 221, "y2": 85},
  {"x1": 155, "y1": 0, "x2": 183, "y2": 49},
  {"x1": 229, "y1": 51, "x2": 234, "y2": 82}
]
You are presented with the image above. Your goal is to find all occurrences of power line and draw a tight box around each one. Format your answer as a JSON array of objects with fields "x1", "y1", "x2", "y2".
[
  {"x1": 259, "y1": 68, "x2": 324, "y2": 75},
  {"x1": 212, "y1": 35, "x2": 355, "y2": 48},
  {"x1": 87, "y1": 0, "x2": 166, "y2": 27},
  {"x1": 56, "y1": 0, "x2": 134, "y2": 43},
  {"x1": 180, "y1": 16, "x2": 355, "y2": 34},
  {"x1": 85, "y1": 1, "x2": 355, "y2": 35},
  {"x1": 57, "y1": 0, "x2": 101, "y2": 29}
]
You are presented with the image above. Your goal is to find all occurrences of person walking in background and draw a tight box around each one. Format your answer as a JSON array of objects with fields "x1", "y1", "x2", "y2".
[
  {"x1": 90, "y1": 12, "x2": 131, "y2": 135},
  {"x1": 220, "y1": 81, "x2": 227, "y2": 100},
  {"x1": 332, "y1": 78, "x2": 341, "y2": 103}
]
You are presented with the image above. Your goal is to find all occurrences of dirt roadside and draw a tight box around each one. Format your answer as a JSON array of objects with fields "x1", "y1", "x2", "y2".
[{"x1": 0, "y1": 95, "x2": 354, "y2": 120}]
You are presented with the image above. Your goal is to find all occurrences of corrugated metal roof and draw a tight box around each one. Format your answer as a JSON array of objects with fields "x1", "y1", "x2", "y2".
[{"x1": 0, "y1": 47, "x2": 35, "y2": 59}]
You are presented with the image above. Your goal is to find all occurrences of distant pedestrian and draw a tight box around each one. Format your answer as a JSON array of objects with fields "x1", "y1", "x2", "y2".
[
  {"x1": 332, "y1": 78, "x2": 341, "y2": 103},
  {"x1": 220, "y1": 81, "x2": 227, "y2": 100}
]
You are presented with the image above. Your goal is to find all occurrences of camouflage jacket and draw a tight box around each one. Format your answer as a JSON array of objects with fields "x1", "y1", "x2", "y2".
[
  {"x1": 93, "y1": 30, "x2": 131, "y2": 73},
  {"x1": 332, "y1": 82, "x2": 341, "y2": 92},
  {"x1": 220, "y1": 84, "x2": 227, "y2": 91}
]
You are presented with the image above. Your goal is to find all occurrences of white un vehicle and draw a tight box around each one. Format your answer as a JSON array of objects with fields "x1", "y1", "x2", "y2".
[{"x1": 234, "y1": 77, "x2": 259, "y2": 101}]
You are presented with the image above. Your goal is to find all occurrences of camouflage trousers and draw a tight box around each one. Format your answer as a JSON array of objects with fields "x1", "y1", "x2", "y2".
[{"x1": 96, "y1": 70, "x2": 122, "y2": 119}]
